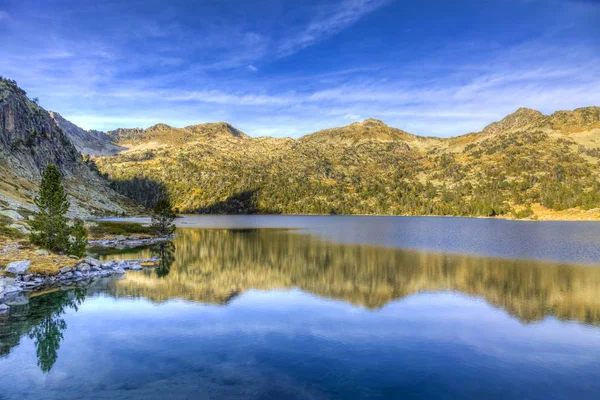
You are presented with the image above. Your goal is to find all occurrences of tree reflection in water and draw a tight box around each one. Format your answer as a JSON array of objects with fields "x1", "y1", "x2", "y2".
[
  {"x1": 152, "y1": 241, "x2": 176, "y2": 278},
  {"x1": 0, "y1": 289, "x2": 85, "y2": 373}
]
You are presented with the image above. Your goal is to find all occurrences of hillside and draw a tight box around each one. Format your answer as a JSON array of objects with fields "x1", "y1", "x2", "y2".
[
  {"x1": 0, "y1": 77, "x2": 137, "y2": 222},
  {"x1": 92, "y1": 105, "x2": 600, "y2": 218}
]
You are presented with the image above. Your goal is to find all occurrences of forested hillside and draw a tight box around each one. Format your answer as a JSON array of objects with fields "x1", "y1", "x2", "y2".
[{"x1": 93, "y1": 106, "x2": 600, "y2": 218}]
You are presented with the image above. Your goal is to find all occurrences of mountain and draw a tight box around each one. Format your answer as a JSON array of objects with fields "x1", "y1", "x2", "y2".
[
  {"x1": 0, "y1": 77, "x2": 136, "y2": 218},
  {"x1": 92, "y1": 106, "x2": 600, "y2": 219},
  {"x1": 49, "y1": 111, "x2": 124, "y2": 155}
]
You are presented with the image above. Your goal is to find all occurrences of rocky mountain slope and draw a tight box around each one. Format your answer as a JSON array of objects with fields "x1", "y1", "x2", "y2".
[
  {"x1": 0, "y1": 77, "x2": 136, "y2": 222},
  {"x1": 91, "y1": 105, "x2": 600, "y2": 218},
  {"x1": 49, "y1": 111, "x2": 123, "y2": 155}
]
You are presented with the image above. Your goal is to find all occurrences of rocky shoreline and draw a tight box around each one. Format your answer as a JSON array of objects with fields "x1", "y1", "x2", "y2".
[
  {"x1": 88, "y1": 235, "x2": 172, "y2": 249},
  {"x1": 0, "y1": 256, "x2": 158, "y2": 313}
]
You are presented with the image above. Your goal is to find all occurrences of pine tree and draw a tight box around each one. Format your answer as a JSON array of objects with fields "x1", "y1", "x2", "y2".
[
  {"x1": 28, "y1": 164, "x2": 88, "y2": 255},
  {"x1": 150, "y1": 198, "x2": 177, "y2": 236}
]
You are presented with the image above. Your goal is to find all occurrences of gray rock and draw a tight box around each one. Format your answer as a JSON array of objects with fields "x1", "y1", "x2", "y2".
[
  {"x1": 60, "y1": 272, "x2": 73, "y2": 279},
  {"x1": 68, "y1": 255, "x2": 79, "y2": 259},
  {"x1": 0, "y1": 303, "x2": 9, "y2": 313},
  {"x1": 9, "y1": 224, "x2": 30, "y2": 235},
  {"x1": 5, "y1": 293, "x2": 29, "y2": 306},
  {"x1": 22, "y1": 275, "x2": 31, "y2": 282},
  {"x1": 5, "y1": 260, "x2": 31, "y2": 275},
  {"x1": 116, "y1": 235, "x2": 127, "y2": 241},
  {"x1": 59, "y1": 266, "x2": 72, "y2": 274},
  {"x1": 78, "y1": 263, "x2": 91, "y2": 272},
  {"x1": 129, "y1": 263, "x2": 143, "y2": 271},
  {"x1": 0, "y1": 210, "x2": 23, "y2": 220},
  {"x1": 84, "y1": 257, "x2": 102, "y2": 267},
  {"x1": 2, "y1": 285, "x2": 21, "y2": 295},
  {"x1": 73, "y1": 271, "x2": 83, "y2": 279},
  {"x1": 34, "y1": 249, "x2": 49, "y2": 256},
  {"x1": 112, "y1": 267, "x2": 126, "y2": 274}
]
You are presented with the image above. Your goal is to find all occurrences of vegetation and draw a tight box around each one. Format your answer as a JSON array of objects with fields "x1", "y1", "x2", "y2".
[
  {"x1": 88, "y1": 221, "x2": 152, "y2": 239},
  {"x1": 150, "y1": 198, "x2": 177, "y2": 236},
  {"x1": 27, "y1": 164, "x2": 88, "y2": 256},
  {"x1": 94, "y1": 107, "x2": 600, "y2": 218}
]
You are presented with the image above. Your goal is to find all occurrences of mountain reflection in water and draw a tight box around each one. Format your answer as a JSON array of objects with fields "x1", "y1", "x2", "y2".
[{"x1": 94, "y1": 228, "x2": 600, "y2": 326}]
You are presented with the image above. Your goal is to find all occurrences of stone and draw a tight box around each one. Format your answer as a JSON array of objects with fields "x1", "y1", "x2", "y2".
[
  {"x1": 116, "y1": 235, "x2": 127, "y2": 241},
  {"x1": 5, "y1": 260, "x2": 31, "y2": 275},
  {"x1": 68, "y1": 255, "x2": 79, "y2": 259},
  {"x1": 129, "y1": 263, "x2": 143, "y2": 271},
  {"x1": 60, "y1": 272, "x2": 73, "y2": 279},
  {"x1": 73, "y1": 271, "x2": 83, "y2": 279},
  {"x1": 4, "y1": 293, "x2": 29, "y2": 306},
  {"x1": 9, "y1": 224, "x2": 30, "y2": 235},
  {"x1": 0, "y1": 210, "x2": 23, "y2": 220},
  {"x1": 34, "y1": 249, "x2": 49, "y2": 256},
  {"x1": 112, "y1": 267, "x2": 126, "y2": 274},
  {"x1": 59, "y1": 266, "x2": 72, "y2": 274},
  {"x1": 78, "y1": 263, "x2": 91, "y2": 272},
  {"x1": 22, "y1": 275, "x2": 31, "y2": 282},
  {"x1": 0, "y1": 304, "x2": 9, "y2": 313},
  {"x1": 84, "y1": 257, "x2": 102, "y2": 267},
  {"x1": 2, "y1": 285, "x2": 21, "y2": 295}
]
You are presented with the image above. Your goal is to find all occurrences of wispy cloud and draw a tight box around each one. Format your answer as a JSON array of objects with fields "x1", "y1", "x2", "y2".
[{"x1": 277, "y1": 0, "x2": 391, "y2": 56}]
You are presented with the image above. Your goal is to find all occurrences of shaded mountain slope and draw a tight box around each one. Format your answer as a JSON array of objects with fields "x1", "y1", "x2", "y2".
[{"x1": 0, "y1": 77, "x2": 136, "y2": 217}]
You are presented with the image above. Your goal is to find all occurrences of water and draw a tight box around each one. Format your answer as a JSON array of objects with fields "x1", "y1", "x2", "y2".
[{"x1": 1, "y1": 216, "x2": 600, "y2": 399}]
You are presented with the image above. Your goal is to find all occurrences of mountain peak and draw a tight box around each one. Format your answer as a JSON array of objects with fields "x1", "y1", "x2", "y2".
[{"x1": 482, "y1": 108, "x2": 545, "y2": 135}]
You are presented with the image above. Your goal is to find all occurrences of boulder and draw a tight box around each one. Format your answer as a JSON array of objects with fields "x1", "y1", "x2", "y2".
[
  {"x1": 59, "y1": 266, "x2": 72, "y2": 274},
  {"x1": 78, "y1": 263, "x2": 91, "y2": 272},
  {"x1": 8, "y1": 224, "x2": 29, "y2": 235},
  {"x1": 4, "y1": 293, "x2": 29, "y2": 306},
  {"x1": 84, "y1": 257, "x2": 102, "y2": 267},
  {"x1": 0, "y1": 304, "x2": 9, "y2": 313},
  {"x1": 116, "y1": 235, "x2": 127, "y2": 241},
  {"x1": 34, "y1": 249, "x2": 49, "y2": 256},
  {"x1": 5, "y1": 260, "x2": 31, "y2": 275},
  {"x1": 112, "y1": 267, "x2": 126, "y2": 274},
  {"x1": 129, "y1": 263, "x2": 143, "y2": 271},
  {"x1": 0, "y1": 210, "x2": 23, "y2": 220}
]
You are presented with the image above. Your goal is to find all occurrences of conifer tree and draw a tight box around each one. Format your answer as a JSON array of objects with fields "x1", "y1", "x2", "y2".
[
  {"x1": 150, "y1": 198, "x2": 177, "y2": 236},
  {"x1": 28, "y1": 164, "x2": 88, "y2": 256}
]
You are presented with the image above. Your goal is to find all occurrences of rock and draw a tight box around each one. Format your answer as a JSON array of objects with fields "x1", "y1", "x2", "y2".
[
  {"x1": 5, "y1": 260, "x2": 31, "y2": 275},
  {"x1": 78, "y1": 263, "x2": 91, "y2": 271},
  {"x1": 0, "y1": 304, "x2": 9, "y2": 313},
  {"x1": 68, "y1": 255, "x2": 79, "y2": 259},
  {"x1": 128, "y1": 234, "x2": 139, "y2": 240},
  {"x1": 59, "y1": 266, "x2": 72, "y2": 274},
  {"x1": 22, "y1": 275, "x2": 31, "y2": 282},
  {"x1": 0, "y1": 210, "x2": 23, "y2": 220},
  {"x1": 112, "y1": 267, "x2": 126, "y2": 274},
  {"x1": 9, "y1": 224, "x2": 30, "y2": 235},
  {"x1": 84, "y1": 257, "x2": 102, "y2": 267},
  {"x1": 116, "y1": 235, "x2": 127, "y2": 241},
  {"x1": 2, "y1": 285, "x2": 21, "y2": 296},
  {"x1": 129, "y1": 263, "x2": 143, "y2": 271},
  {"x1": 73, "y1": 271, "x2": 83, "y2": 279},
  {"x1": 4, "y1": 293, "x2": 29, "y2": 306},
  {"x1": 34, "y1": 249, "x2": 49, "y2": 256},
  {"x1": 60, "y1": 272, "x2": 73, "y2": 279}
]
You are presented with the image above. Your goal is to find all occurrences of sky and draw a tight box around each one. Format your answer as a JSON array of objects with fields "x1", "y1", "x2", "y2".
[{"x1": 0, "y1": 0, "x2": 599, "y2": 138}]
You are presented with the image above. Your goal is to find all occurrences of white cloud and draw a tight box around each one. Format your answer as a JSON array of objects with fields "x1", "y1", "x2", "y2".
[{"x1": 247, "y1": 64, "x2": 258, "y2": 72}]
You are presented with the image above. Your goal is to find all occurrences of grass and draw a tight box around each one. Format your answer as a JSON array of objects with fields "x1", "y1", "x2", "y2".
[
  {"x1": 88, "y1": 221, "x2": 152, "y2": 239},
  {"x1": 0, "y1": 244, "x2": 82, "y2": 276}
]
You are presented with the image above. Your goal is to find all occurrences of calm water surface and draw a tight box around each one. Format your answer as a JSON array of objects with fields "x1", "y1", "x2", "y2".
[{"x1": 1, "y1": 216, "x2": 600, "y2": 399}]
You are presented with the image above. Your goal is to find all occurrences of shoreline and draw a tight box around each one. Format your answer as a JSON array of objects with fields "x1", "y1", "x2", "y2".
[{"x1": 0, "y1": 256, "x2": 159, "y2": 314}]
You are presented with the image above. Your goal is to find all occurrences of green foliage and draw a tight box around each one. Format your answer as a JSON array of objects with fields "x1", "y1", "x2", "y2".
[
  {"x1": 88, "y1": 221, "x2": 151, "y2": 237},
  {"x1": 69, "y1": 219, "x2": 88, "y2": 257},
  {"x1": 150, "y1": 198, "x2": 176, "y2": 236},
  {"x1": 27, "y1": 165, "x2": 88, "y2": 255}
]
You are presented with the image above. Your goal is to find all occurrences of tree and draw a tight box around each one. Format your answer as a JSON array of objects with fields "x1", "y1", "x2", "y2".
[
  {"x1": 28, "y1": 164, "x2": 88, "y2": 256},
  {"x1": 150, "y1": 198, "x2": 176, "y2": 236}
]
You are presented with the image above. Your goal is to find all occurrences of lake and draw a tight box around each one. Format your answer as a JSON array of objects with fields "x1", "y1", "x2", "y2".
[{"x1": 1, "y1": 216, "x2": 600, "y2": 399}]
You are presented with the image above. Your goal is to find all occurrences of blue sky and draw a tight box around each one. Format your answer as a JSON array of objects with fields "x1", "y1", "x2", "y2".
[{"x1": 0, "y1": 0, "x2": 599, "y2": 137}]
